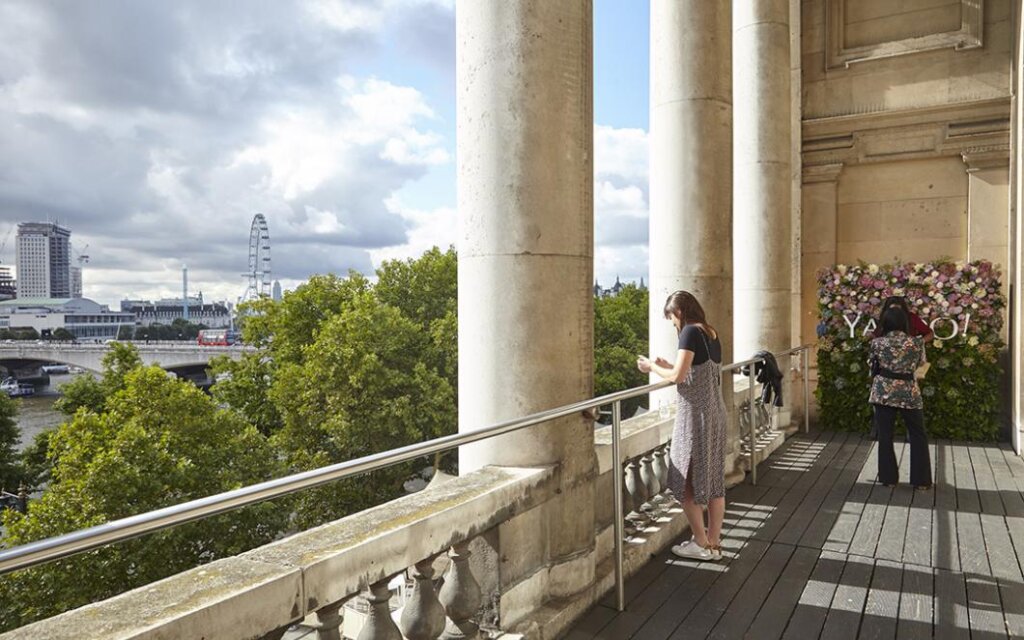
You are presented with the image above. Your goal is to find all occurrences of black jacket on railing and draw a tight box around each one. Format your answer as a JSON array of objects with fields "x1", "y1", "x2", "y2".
[{"x1": 742, "y1": 351, "x2": 785, "y2": 407}]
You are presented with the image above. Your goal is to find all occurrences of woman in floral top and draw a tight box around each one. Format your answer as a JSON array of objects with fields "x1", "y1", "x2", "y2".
[{"x1": 869, "y1": 306, "x2": 932, "y2": 488}]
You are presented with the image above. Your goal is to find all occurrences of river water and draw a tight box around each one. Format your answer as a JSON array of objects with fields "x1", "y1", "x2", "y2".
[{"x1": 12, "y1": 374, "x2": 81, "y2": 452}]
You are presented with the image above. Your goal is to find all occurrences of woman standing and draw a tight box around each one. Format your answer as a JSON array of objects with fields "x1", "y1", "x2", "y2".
[
  {"x1": 638, "y1": 291, "x2": 727, "y2": 561},
  {"x1": 870, "y1": 306, "x2": 932, "y2": 488}
]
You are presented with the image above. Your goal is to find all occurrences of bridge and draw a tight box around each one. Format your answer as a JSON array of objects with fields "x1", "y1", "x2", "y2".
[{"x1": 0, "y1": 341, "x2": 252, "y2": 375}]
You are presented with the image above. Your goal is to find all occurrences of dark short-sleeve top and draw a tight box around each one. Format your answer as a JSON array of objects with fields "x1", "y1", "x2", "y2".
[
  {"x1": 678, "y1": 324, "x2": 722, "y2": 365},
  {"x1": 869, "y1": 331, "x2": 924, "y2": 410}
]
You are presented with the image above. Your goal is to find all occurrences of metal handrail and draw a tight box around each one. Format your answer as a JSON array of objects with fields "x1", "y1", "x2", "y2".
[{"x1": 0, "y1": 343, "x2": 815, "y2": 601}]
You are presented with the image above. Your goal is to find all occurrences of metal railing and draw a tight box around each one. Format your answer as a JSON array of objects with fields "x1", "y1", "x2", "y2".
[{"x1": 0, "y1": 343, "x2": 814, "y2": 615}]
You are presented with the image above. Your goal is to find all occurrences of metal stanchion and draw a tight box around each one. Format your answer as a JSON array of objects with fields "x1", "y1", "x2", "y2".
[
  {"x1": 611, "y1": 399, "x2": 626, "y2": 612},
  {"x1": 802, "y1": 348, "x2": 810, "y2": 433},
  {"x1": 748, "y1": 369, "x2": 757, "y2": 485}
]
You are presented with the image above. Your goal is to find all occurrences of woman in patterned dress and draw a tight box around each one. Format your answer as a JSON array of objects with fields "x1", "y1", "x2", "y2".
[
  {"x1": 637, "y1": 291, "x2": 727, "y2": 561},
  {"x1": 870, "y1": 306, "x2": 933, "y2": 488}
]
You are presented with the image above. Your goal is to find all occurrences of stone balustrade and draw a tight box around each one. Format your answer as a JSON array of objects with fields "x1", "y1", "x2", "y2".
[{"x1": 0, "y1": 373, "x2": 806, "y2": 640}]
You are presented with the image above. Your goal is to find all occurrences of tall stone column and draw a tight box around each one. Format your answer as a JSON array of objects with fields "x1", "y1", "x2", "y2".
[
  {"x1": 649, "y1": 0, "x2": 733, "y2": 404},
  {"x1": 456, "y1": 0, "x2": 596, "y2": 619},
  {"x1": 733, "y1": 0, "x2": 792, "y2": 358}
]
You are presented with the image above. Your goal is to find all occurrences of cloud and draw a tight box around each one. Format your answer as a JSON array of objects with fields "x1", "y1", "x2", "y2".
[
  {"x1": 594, "y1": 125, "x2": 649, "y2": 286},
  {"x1": 0, "y1": 0, "x2": 455, "y2": 306}
]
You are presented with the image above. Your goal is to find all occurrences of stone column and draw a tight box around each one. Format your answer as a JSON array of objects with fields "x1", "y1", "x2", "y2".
[
  {"x1": 649, "y1": 0, "x2": 733, "y2": 406},
  {"x1": 1014, "y1": 4, "x2": 1024, "y2": 453},
  {"x1": 800, "y1": 163, "x2": 842, "y2": 424},
  {"x1": 456, "y1": 0, "x2": 596, "y2": 620},
  {"x1": 733, "y1": 0, "x2": 792, "y2": 358}
]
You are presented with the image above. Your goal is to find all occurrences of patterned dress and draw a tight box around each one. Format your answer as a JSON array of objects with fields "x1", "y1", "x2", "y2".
[
  {"x1": 667, "y1": 343, "x2": 728, "y2": 506},
  {"x1": 869, "y1": 332, "x2": 924, "y2": 409}
]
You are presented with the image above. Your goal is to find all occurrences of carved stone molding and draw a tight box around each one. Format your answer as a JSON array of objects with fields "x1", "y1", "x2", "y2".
[
  {"x1": 802, "y1": 163, "x2": 844, "y2": 184},
  {"x1": 961, "y1": 147, "x2": 1012, "y2": 172},
  {"x1": 826, "y1": 0, "x2": 983, "y2": 70},
  {"x1": 802, "y1": 98, "x2": 1011, "y2": 168}
]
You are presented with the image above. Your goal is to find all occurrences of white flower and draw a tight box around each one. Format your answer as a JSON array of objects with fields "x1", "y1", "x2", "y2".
[
  {"x1": 968, "y1": 336, "x2": 979, "y2": 346},
  {"x1": 978, "y1": 290, "x2": 987, "y2": 298},
  {"x1": 837, "y1": 265, "x2": 848, "y2": 275},
  {"x1": 931, "y1": 270, "x2": 940, "y2": 278},
  {"x1": 893, "y1": 288, "x2": 905, "y2": 296},
  {"x1": 868, "y1": 264, "x2": 880, "y2": 275},
  {"x1": 971, "y1": 303, "x2": 978, "y2": 309},
  {"x1": 933, "y1": 340, "x2": 943, "y2": 349}
]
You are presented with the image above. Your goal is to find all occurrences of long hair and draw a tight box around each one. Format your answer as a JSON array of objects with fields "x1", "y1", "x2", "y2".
[
  {"x1": 880, "y1": 306, "x2": 909, "y2": 336},
  {"x1": 881, "y1": 296, "x2": 911, "y2": 318},
  {"x1": 663, "y1": 290, "x2": 717, "y2": 336}
]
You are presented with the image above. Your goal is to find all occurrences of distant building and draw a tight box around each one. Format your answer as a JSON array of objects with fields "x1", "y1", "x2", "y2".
[
  {"x1": 0, "y1": 297, "x2": 134, "y2": 341},
  {"x1": 593, "y1": 276, "x2": 645, "y2": 298},
  {"x1": 272, "y1": 280, "x2": 282, "y2": 302},
  {"x1": 121, "y1": 293, "x2": 232, "y2": 328},
  {"x1": 0, "y1": 266, "x2": 15, "y2": 300},
  {"x1": 70, "y1": 266, "x2": 82, "y2": 298},
  {"x1": 15, "y1": 222, "x2": 72, "y2": 298}
]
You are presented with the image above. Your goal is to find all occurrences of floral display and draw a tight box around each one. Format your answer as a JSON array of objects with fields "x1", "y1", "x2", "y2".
[{"x1": 816, "y1": 260, "x2": 1005, "y2": 440}]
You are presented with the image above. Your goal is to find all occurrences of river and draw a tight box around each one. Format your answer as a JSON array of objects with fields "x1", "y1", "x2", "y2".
[{"x1": 12, "y1": 373, "x2": 82, "y2": 452}]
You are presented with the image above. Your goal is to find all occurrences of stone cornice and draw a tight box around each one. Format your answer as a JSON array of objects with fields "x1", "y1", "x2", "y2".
[
  {"x1": 961, "y1": 147, "x2": 1012, "y2": 172},
  {"x1": 802, "y1": 163, "x2": 845, "y2": 184},
  {"x1": 802, "y1": 98, "x2": 1011, "y2": 167}
]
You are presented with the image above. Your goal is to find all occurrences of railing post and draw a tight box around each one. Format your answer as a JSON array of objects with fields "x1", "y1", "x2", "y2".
[
  {"x1": 640, "y1": 453, "x2": 661, "y2": 516},
  {"x1": 652, "y1": 445, "x2": 669, "y2": 502},
  {"x1": 439, "y1": 542, "x2": 482, "y2": 639},
  {"x1": 611, "y1": 399, "x2": 626, "y2": 612},
  {"x1": 748, "y1": 364, "x2": 757, "y2": 485},
  {"x1": 357, "y1": 580, "x2": 402, "y2": 640},
  {"x1": 802, "y1": 347, "x2": 810, "y2": 433},
  {"x1": 400, "y1": 558, "x2": 446, "y2": 640}
]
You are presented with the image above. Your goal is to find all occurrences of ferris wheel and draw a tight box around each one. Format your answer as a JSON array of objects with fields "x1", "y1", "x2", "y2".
[{"x1": 241, "y1": 213, "x2": 271, "y2": 303}]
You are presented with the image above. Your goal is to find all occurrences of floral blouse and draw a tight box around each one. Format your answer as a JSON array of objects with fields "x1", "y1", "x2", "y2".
[{"x1": 869, "y1": 331, "x2": 924, "y2": 409}]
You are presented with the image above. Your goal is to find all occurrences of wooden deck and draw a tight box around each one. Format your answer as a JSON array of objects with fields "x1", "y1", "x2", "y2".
[{"x1": 566, "y1": 431, "x2": 1024, "y2": 640}]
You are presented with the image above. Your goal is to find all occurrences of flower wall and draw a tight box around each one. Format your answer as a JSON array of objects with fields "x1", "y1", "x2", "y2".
[{"x1": 816, "y1": 260, "x2": 1005, "y2": 440}]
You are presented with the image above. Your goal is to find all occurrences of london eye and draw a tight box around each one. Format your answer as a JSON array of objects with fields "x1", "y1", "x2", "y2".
[{"x1": 241, "y1": 213, "x2": 271, "y2": 303}]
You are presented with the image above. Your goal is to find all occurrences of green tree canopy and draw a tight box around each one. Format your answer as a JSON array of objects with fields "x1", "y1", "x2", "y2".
[
  {"x1": 0, "y1": 363, "x2": 286, "y2": 631},
  {"x1": 594, "y1": 284, "x2": 649, "y2": 417},
  {"x1": 0, "y1": 393, "x2": 20, "y2": 492}
]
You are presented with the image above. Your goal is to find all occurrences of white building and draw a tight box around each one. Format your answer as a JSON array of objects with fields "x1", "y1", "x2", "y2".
[
  {"x1": 0, "y1": 297, "x2": 134, "y2": 341},
  {"x1": 70, "y1": 266, "x2": 82, "y2": 298},
  {"x1": 15, "y1": 222, "x2": 72, "y2": 299},
  {"x1": 121, "y1": 294, "x2": 233, "y2": 328},
  {"x1": 0, "y1": 265, "x2": 14, "y2": 300}
]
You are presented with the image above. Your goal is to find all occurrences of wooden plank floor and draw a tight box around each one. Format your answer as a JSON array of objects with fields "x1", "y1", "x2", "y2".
[{"x1": 565, "y1": 432, "x2": 1024, "y2": 640}]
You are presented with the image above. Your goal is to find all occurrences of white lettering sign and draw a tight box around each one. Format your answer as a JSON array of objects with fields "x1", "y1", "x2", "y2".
[{"x1": 842, "y1": 312, "x2": 972, "y2": 341}]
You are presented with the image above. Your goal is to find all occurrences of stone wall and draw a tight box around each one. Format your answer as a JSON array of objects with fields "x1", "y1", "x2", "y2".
[{"x1": 798, "y1": 0, "x2": 1015, "y2": 423}]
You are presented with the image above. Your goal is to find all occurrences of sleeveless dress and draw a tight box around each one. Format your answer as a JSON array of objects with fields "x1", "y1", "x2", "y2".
[{"x1": 666, "y1": 344, "x2": 728, "y2": 506}]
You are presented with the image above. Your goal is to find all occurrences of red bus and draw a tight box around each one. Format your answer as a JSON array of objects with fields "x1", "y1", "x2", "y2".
[{"x1": 197, "y1": 329, "x2": 241, "y2": 346}]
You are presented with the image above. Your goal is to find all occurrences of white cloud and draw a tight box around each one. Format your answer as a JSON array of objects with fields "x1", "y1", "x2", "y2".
[
  {"x1": 593, "y1": 125, "x2": 649, "y2": 286},
  {"x1": 368, "y1": 196, "x2": 456, "y2": 268}
]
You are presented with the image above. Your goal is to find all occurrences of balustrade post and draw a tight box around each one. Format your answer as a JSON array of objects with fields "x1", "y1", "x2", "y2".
[
  {"x1": 640, "y1": 453, "x2": 661, "y2": 515},
  {"x1": 400, "y1": 558, "x2": 446, "y2": 640},
  {"x1": 654, "y1": 444, "x2": 672, "y2": 502},
  {"x1": 439, "y1": 542, "x2": 482, "y2": 640},
  {"x1": 313, "y1": 600, "x2": 345, "y2": 640},
  {"x1": 624, "y1": 458, "x2": 648, "y2": 525},
  {"x1": 357, "y1": 580, "x2": 402, "y2": 640}
]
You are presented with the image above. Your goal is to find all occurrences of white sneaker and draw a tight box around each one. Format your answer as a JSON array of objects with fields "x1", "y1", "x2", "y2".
[{"x1": 671, "y1": 539, "x2": 713, "y2": 561}]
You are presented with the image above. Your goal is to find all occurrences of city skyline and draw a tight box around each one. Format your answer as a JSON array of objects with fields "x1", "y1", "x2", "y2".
[{"x1": 0, "y1": 1, "x2": 651, "y2": 308}]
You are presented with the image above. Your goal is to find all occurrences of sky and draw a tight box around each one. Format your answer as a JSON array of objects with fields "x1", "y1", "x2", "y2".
[{"x1": 0, "y1": 0, "x2": 650, "y2": 307}]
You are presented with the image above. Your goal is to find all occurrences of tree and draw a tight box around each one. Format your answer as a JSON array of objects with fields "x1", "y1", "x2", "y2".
[
  {"x1": 0, "y1": 393, "x2": 20, "y2": 491},
  {"x1": 0, "y1": 365, "x2": 287, "y2": 631},
  {"x1": 116, "y1": 325, "x2": 134, "y2": 340},
  {"x1": 270, "y1": 291, "x2": 455, "y2": 528},
  {"x1": 594, "y1": 285, "x2": 649, "y2": 417},
  {"x1": 51, "y1": 328, "x2": 75, "y2": 342}
]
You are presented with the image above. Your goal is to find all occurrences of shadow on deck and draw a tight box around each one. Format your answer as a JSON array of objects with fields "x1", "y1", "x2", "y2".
[{"x1": 566, "y1": 430, "x2": 1024, "y2": 639}]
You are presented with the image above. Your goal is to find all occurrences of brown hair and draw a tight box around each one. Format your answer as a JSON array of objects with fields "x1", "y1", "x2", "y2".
[{"x1": 663, "y1": 290, "x2": 717, "y2": 338}]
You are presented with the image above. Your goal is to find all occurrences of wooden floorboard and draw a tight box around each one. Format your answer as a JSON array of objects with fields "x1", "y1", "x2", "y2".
[
  {"x1": 565, "y1": 432, "x2": 1024, "y2": 640},
  {"x1": 896, "y1": 563, "x2": 933, "y2": 640}
]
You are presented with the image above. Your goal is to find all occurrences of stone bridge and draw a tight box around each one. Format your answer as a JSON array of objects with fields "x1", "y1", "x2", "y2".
[{"x1": 0, "y1": 341, "x2": 251, "y2": 374}]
